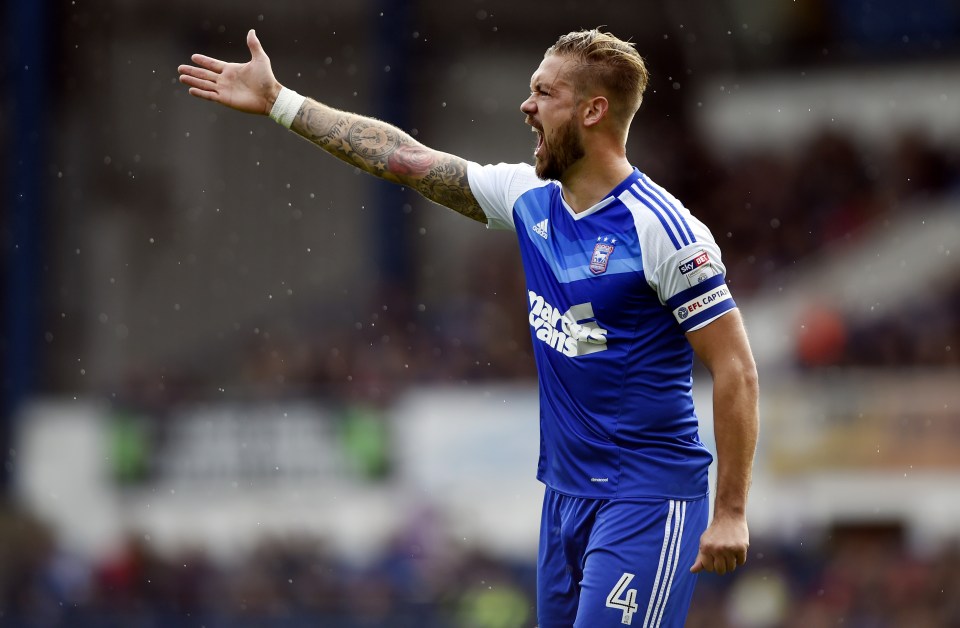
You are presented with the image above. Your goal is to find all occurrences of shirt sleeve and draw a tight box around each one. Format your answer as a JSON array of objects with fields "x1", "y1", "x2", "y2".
[
  {"x1": 653, "y1": 242, "x2": 737, "y2": 332},
  {"x1": 622, "y1": 173, "x2": 737, "y2": 333},
  {"x1": 467, "y1": 161, "x2": 542, "y2": 231}
]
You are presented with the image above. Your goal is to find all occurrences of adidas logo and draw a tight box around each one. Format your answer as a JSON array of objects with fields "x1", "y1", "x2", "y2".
[{"x1": 532, "y1": 218, "x2": 549, "y2": 239}]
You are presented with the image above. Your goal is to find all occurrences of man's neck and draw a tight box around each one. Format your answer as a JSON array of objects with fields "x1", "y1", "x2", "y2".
[{"x1": 560, "y1": 155, "x2": 634, "y2": 213}]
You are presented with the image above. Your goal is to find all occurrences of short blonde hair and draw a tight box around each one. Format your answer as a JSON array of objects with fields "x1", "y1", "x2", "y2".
[{"x1": 546, "y1": 29, "x2": 649, "y2": 121}]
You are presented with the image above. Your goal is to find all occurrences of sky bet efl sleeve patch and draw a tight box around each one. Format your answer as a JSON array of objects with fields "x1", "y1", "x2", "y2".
[{"x1": 677, "y1": 248, "x2": 720, "y2": 287}]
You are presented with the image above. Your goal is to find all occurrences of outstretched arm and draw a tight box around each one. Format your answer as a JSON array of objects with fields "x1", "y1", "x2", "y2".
[
  {"x1": 291, "y1": 101, "x2": 484, "y2": 222},
  {"x1": 177, "y1": 29, "x2": 486, "y2": 223},
  {"x1": 686, "y1": 308, "x2": 759, "y2": 576}
]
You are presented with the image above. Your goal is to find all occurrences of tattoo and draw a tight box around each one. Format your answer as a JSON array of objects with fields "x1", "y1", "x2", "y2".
[
  {"x1": 292, "y1": 99, "x2": 485, "y2": 223},
  {"x1": 416, "y1": 156, "x2": 485, "y2": 221},
  {"x1": 387, "y1": 144, "x2": 434, "y2": 177},
  {"x1": 347, "y1": 122, "x2": 400, "y2": 160},
  {"x1": 297, "y1": 104, "x2": 346, "y2": 147}
]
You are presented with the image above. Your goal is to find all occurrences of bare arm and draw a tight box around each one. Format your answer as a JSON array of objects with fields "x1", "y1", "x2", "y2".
[
  {"x1": 686, "y1": 308, "x2": 760, "y2": 575},
  {"x1": 177, "y1": 29, "x2": 485, "y2": 223},
  {"x1": 291, "y1": 100, "x2": 485, "y2": 222}
]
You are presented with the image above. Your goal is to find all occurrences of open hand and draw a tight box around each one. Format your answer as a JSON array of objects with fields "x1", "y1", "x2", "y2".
[{"x1": 178, "y1": 29, "x2": 281, "y2": 115}]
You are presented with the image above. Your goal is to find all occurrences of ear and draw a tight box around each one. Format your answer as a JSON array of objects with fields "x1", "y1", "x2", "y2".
[{"x1": 581, "y1": 96, "x2": 609, "y2": 127}]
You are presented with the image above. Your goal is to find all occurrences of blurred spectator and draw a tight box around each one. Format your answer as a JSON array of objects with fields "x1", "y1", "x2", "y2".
[
  {"x1": 795, "y1": 304, "x2": 848, "y2": 368},
  {"x1": 3, "y1": 502, "x2": 960, "y2": 627},
  {"x1": 211, "y1": 125, "x2": 957, "y2": 389}
]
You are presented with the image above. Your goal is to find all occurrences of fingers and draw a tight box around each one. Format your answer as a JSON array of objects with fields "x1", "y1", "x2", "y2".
[
  {"x1": 186, "y1": 87, "x2": 221, "y2": 103},
  {"x1": 690, "y1": 550, "x2": 714, "y2": 574},
  {"x1": 690, "y1": 553, "x2": 705, "y2": 574},
  {"x1": 735, "y1": 547, "x2": 748, "y2": 567},
  {"x1": 247, "y1": 29, "x2": 265, "y2": 59},
  {"x1": 718, "y1": 555, "x2": 736, "y2": 575},
  {"x1": 189, "y1": 53, "x2": 227, "y2": 73},
  {"x1": 689, "y1": 548, "x2": 747, "y2": 575},
  {"x1": 178, "y1": 72, "x2": 219, "y2": 94},
  {"x1": 178, "y1": 62, "x2": 225, "y2": 103},
  {"x1": 177, "y1": 64, "x2": 220, "y2": 84}
]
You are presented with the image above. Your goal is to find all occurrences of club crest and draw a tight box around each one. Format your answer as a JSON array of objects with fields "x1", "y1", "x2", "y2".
[{"x1": 590, "y1": 238, "x2": 615, "y2": 275}]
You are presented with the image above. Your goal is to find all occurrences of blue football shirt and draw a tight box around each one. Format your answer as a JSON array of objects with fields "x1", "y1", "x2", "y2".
[{"x1": 468, "y1": 162, "x2": 737, "y2": 499}]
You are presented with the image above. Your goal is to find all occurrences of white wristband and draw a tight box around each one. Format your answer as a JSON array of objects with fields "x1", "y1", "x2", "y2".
[{"x1": 269, "y1": 87, "x2": 306, "y2": 129}]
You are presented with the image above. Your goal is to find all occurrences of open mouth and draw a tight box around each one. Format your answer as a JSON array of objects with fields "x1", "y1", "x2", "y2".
[{"x1": 532, "y1": 126, "x2": 544, "y2": 158}]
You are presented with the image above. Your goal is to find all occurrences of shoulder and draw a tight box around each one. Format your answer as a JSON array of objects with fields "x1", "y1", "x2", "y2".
[
  {"x1": 467, "y1": 162, "x2": 553, "y2": 231},
  {"x1": 468, "y1": 161, "x2": 546, "y2": 195},
  {"x1": 617, "y1": 172, "x2": 716, "y2": 254}
]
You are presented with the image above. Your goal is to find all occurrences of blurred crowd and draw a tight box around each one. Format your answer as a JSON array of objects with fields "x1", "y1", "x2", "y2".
[
  {"x1": 0, "y1": 503, "x2": 534, "y2": 628},
  {"x1": 52, "y1": 101, "x2": 958, "y2": 628},
  {"x1": 213, "y1": 124, "x2": 960, "y2": 404},
  {"x1": 2, "y1": 504, "x2": 958, "y2": 628},
  {"x1": 688, "y1": 529, "x2": 960, "y2": 628},
  {"x1": 660, "y1": 126, "x2": 960, "y2": 370},
  {"x1": 6, "y1": 5, "x2": 960, "y2": 627}
]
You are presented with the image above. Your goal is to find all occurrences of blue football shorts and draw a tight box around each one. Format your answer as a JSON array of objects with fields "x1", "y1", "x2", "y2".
[{"x1": 537, "y1": 486, "x2": 709, "y2": 628}]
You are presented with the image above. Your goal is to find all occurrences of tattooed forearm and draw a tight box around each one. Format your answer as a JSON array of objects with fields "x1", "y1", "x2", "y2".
[
  {"x1": 290, "y1": 98, "x2": 486, "y2": 223},
  {"x1": 295, "y1": 102, "x2": 349, "y2": 147},
  {"x1": 415, "y1": 154, "x2": 485, "y2": 222},
  {"x1": 346, "y1": 122, "x2": 401, "y2": 161}
]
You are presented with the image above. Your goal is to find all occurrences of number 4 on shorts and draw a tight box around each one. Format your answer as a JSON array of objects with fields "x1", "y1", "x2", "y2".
[{"x1": 606, "y1": 572, "x2": 639, "y2": 625}]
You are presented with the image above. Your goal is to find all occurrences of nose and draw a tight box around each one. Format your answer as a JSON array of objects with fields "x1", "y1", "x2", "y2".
[{"x1": 520, "y1": 95, "x2": 536, "y2": 116}]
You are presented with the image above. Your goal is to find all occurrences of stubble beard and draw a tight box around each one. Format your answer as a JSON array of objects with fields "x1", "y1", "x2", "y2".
[{"x1": 535, "y1": 113, "x2": 585, "y2": 181}]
